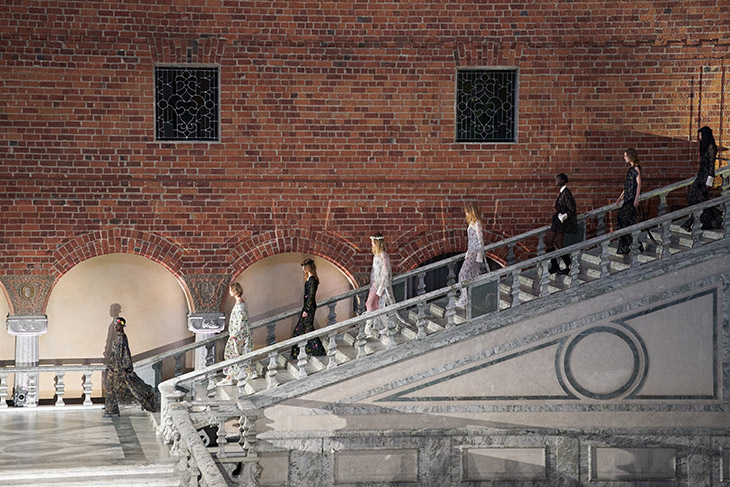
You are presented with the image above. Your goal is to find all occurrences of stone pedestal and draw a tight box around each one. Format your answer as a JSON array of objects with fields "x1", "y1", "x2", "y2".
[
  {"x1": 188, "y1": 313, "x2": 225, "y2": 370},
  {"x1": 7, "y1": 315, "x2": 48, "y2": 407}
]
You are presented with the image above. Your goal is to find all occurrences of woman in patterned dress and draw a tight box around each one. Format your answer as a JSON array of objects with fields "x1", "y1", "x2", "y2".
[
  {"x1": 455, "y1": 202, "x2": 484, "y2": 308},
  {"x1": 290, "y1": 258, "x2": 326, "y2": 359},
  {"x1": 104, "y1": 317, "x2": 158, "y2": 416},
  {"x1": 615, "y1": 149, "x2": 642, "y2": 255},
  {"x1": 217, "y1": 282, "x2": 251, "y2": 386},
  {"x1": 365, "y1": 233, "x2": 396, "y2": 335}
]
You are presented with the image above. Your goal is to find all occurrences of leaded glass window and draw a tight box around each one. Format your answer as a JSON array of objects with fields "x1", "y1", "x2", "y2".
[
  {"x1": 155, "y1": 66, "x2": 219, "y2": 141},
  {"x1": 456, "y1": 69, "x2": 517, "y2": 143}
]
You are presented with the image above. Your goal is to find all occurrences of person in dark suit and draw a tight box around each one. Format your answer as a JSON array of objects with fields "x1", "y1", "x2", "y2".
[{"x1": 545, "y1": 173, "x2": 578, "y2": 275}]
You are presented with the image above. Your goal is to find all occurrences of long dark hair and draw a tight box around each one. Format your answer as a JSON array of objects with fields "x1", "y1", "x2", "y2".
[{"x1": 698, "y1": 126, "x2": 717, "y2": 156}]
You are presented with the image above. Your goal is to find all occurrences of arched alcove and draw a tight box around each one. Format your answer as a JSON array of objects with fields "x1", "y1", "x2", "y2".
[
  {"x1": 228, "y1": 253, "x2": 356, "y2": 348},
  {"x1": 42, "y1": 253, "x2": 189, "y2": 399}
]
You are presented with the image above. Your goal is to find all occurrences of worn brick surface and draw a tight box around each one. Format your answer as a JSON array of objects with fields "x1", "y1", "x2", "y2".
[{"x1": 1, "y1": 1, "x2": 729, "y2": 304}]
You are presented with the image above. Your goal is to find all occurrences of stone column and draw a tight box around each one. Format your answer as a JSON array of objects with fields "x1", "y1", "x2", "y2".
[
  {"x1": 183, "y1": 274, "x2": 231, "y2": 371},
  {"x1": 7, "y1": 315, "x2": 48, "y2": 407},
  {"x1": 187, "y1": 313, "x2": 225, "y2": 370}
]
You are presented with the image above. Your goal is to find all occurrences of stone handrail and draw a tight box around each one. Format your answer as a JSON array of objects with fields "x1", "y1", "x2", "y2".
[
  {"x1": 0, "y1": 364, "x2": 105, "y2": 408},
  {"x1": 135, "y1": 165, "x2": 730, "y2": 386},
  {"x1": 160, "y1": 193, "x2": 730, "y2": 401}
]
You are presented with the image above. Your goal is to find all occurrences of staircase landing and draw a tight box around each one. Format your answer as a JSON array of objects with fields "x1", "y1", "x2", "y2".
[{"x1": 0, "y1": 408, "x2": 179, "y2": 486}]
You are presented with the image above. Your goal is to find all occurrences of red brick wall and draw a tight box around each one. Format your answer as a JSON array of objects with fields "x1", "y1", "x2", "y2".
[{"x1": 1, "y1": 1, "x2": 729, "y2": 294}]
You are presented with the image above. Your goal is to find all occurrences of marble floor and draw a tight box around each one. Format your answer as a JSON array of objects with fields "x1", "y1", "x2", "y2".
[{"x1": 0, "y1": 407, "x2": 171, "y2": 470}]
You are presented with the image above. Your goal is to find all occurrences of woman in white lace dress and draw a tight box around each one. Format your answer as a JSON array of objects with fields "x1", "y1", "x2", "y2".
[
  {"x1": 456, "y1": 202, "x2": 484, "y2": 308},
  {"x1": 365, "y1": 233, "x2": 396, "y2": 334}
]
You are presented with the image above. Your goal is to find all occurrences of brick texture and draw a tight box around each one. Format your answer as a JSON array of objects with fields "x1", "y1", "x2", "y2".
[{"x1": 1, "y1": 1, "x2": 729, "y2": 308}]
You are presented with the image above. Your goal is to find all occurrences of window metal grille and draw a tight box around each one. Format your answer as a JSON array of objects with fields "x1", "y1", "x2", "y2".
[
  {"x1": 155, "y1": 66, "x2": 219, "y2": 141},
  {"x1": 456, "y1": 69, "x2": 517, "y2": 143}
]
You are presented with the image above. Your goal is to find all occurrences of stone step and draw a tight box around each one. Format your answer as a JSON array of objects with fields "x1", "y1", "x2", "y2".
[{"x1": 0, "y1": 464, "x2": 180, "y2": 487}]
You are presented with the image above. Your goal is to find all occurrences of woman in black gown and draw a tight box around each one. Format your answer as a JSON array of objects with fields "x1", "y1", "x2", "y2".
[
  {"x1": 290, "y1": 258, "x2": 326, "y2": 359},
  {"x1": 615, "y1": 149, "x2": 642, "y2": 255},
  {"x1": 683, "y1": 126, "x2": 720, "y2": 230}
]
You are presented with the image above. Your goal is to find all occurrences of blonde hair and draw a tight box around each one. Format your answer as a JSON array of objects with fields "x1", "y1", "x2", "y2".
[
  {"x1": 229, "y1": 282, "x2": 243, "y2": 297},
  {"x1": 370, "y1": 233, "x2": 387, "y2": 254},
  {"x1": 464, "y1": 202, "x2": 482, "y2": 225}
]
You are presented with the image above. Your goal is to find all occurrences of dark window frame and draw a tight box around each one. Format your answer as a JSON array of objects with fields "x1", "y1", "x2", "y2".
[
  {"x1": 455, "y1": 68, "x2": 518, "y2": 143},
  {"x1": 154, "y1": 65, "x2": 221, "y2": 142}
]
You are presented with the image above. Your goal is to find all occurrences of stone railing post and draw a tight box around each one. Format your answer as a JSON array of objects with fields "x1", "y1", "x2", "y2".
[{"x1": 7, "y1": 315, "x2": 48, "y2": 407}]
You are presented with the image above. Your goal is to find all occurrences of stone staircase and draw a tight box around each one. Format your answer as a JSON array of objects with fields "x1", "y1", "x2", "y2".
[{"x1": 206, "y1": 218, "x2": 727, "y2": 402}]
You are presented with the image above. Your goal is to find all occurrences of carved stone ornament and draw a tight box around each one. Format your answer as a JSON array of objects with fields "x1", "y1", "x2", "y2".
[
  {"x1": 7, "y1": 315, "x2": 49, "y2": 336},
  {"x1": 0, "y1": 275, "x2": 54, "y2": 315},
  {"x1": 187, "y1": 312, "x2": 225, "y2": 334},
  {"x1": 184, "y1": 274, "x2": 230, "y2": 313}
]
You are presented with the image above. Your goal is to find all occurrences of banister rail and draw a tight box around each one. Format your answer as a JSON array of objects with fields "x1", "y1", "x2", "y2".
[
  {"x1": 138, "y1": 165, "x2": 730, "y2": 390},
  {"x1": 161, "y1": 193, "x2": 730, "y2": 395}
]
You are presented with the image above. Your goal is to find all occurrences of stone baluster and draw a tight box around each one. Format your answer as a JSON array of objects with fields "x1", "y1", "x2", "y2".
[
  {"x1": 630, "y1": 230, "x2": 641, "y2": 267},
  {"x1": 0, "y1": 373, "x2": 8, "y2": 408},
  {"x1": 658, "y1": 193, "x2": 668, "y2": 216},
  {"x1": 151, "y1": 362, "x2": 163, "y2": 388},
  {"x1": 595, "y1": 210, "x2": 606, "y2": 236},
  {"x1": 357, "y1": 290, "x2": 368, "y2": 316},
  {"x1": 266, "y1": 352, "x2": 278, "y2": 389},
  {"x1": 385, "y1": 312, "x2": 397, "y2": 349},
  {"x1": 54, "y1": 371, "x2": 66, "y2": 407},
  {"x1": 445, "y1": 288, "x2": 457, "y2": 329},
  {"x1": 205, "y1": 342, "x2": 216, "y2": 368},
  {"x1": 538, "y1": 260, "x2": 551, "y2": 297},
  {"x1": 446, "y1": 262, "x2": 457, "y2": 285},
  {"x1": 327, "y1": 303, "x2": 337, "y2": 327},
  {"x1": 296, "y1": 341, "x2": 309, "y2": 379},
  {"x1": 660, "y1": 220, "x2": 671, "y2": 260},
  {"x1": 416, "y1": 271, "x2": 426, "y2": 296},
  {"x1": 326, "y1": 332, "x2": 338, "y2": 369},
  {"x1": 724, "y1": 200, "x2": 730, "y2": 238},
  {"x1": 206, "y1": 372, "x2": 217, "y2": 399},
  {"x1": 239, "y1": 411, "x2": 263, "y2": 483},
  {"x1": 510, "y1": 270, "x2": 521, "y2": 308},
  {"x1": 236, "y1": 360, "x2": 251, "y2": 399},
  {"x1": 506, "y1": 243, "x2": 516, "y2": 266},
  {"x1": 173, "y1": 353, "x2": 184, "y2": 377},
  {"x1": 355, "y1": 323, "x2": 367, "y2": 359},
  {"x1": 217, "y1": 419, "x2": 227, "y2": 458},
  {"x1": 27, "y1": 374, "x2": 38, "y2": 408},
  {"x1": 415, "y1": 301, "x2": 428, "y2": 339},
  {"x1": 568, "y1": 250, "x2": 580, "y2": 288},
  {"x1": 691, "y1": 207, "x2": 702, "y2": 246},
  {"x1": 82, "y1": 370, "x2": 93, "y2": 406},
  {"x1": 266, "y1": 322, "x2": 276, "y2": 346},
  {"x1": 536, "y1": 231, "x2": 546, "y2": 256},
  {"x1": 599, "y1": 241, "x2": 610, "y2": 278}
]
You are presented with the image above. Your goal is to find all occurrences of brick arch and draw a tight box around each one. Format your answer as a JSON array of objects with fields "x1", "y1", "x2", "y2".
[
  {"x1": 228, "y1": 227, "x2": 359, "y2": 283},
  {"x1": 51, "y1": 229, "x2": 187, "y2": 280},
  {"x1": 398, "y1": 227, "x2": 508, "y2": 271}
]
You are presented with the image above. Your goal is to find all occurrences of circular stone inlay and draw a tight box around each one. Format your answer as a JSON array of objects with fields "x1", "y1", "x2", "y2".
[{"x1": 565, "y1": 329, "x2": 639, "y2": 399}]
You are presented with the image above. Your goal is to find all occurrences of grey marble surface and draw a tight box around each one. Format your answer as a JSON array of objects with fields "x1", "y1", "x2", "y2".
[{"x1": 0, "y1": 408, "x2": 171, "y2": 469}]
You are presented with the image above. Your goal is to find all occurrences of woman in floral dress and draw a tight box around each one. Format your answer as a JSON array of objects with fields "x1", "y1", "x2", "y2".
[
  {"x1": 615, "y1": 149, "x2": 642, "y2": 255},
  {"x1": 290, "y1": 258, "x2": 326, "y2": 359},
  {"x1": 217, "y1": 282, "x2": 251, "y2": 386},
  {"x1": 365, "y1": 233, "x2": 396, "y2": 335},
  {"x1": 455, "y1": 202, "x2": 484, "y2": 308}
]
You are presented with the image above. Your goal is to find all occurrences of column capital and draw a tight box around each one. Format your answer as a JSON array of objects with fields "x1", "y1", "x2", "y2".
[
  {"x1": 183, "y1": 273, "x2": 231, "y2": 313},
  {"x1": 187, "y1": 312, "x2": 226, "y2": 334},
  {"x1": 7, "y1": 315, "x2": 48, "y2": 336},
  {"x1": 0, "y1": 275, "x2": 54, "y2": 315}
]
